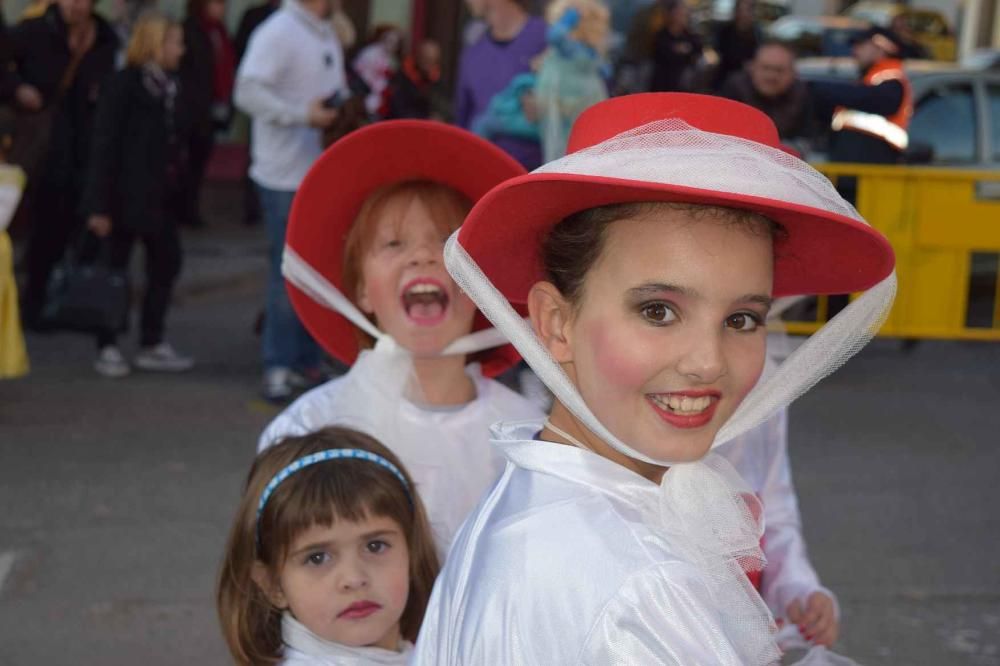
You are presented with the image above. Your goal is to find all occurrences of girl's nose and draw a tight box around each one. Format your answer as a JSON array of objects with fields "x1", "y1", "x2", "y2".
[
  {"x1": 336, "y1": 557, "x2": 369, "y2": 592},
  {"x1": 675, "y1": 329, "x2": 727, "y2": 384},
  {"x1": 407, "y1": 238, "x2": 438, "y2": 266}
]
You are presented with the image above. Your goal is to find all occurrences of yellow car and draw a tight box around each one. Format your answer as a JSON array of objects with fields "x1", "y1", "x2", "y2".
[{"x1": 844, "y1": 2, "x2": 957, "y2": 61}]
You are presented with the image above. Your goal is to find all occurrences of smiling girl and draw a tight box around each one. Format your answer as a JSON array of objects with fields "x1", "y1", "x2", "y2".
[
  {"x1": 218, "y1": 427, "x2": 439, "y2": 665},
  {"x1": 258, "y1": 121, "x2": 544, "y2": 552},
  {"x1": 411, "y1": 93, "x2": 896, "y2": 663}
]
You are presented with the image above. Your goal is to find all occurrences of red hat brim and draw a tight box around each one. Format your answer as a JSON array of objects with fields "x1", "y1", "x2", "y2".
[
  {"x1": 286, "y1": 120, "x2": 527, "y2": 376},
  {"x1": 457, "y1": 172, "x2": 896, "y2": 302}
]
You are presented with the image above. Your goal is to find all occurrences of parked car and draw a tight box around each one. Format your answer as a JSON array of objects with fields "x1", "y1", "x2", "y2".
[
  {"x1": 843, "y1": 2, "x2": 956, "y2": 61},
  {"x1": 798, "y1": 57, "x2": 1000, "y2": 169},
  {"x1": 766, "y1": 16, "x2": 871, "y2": 58}
]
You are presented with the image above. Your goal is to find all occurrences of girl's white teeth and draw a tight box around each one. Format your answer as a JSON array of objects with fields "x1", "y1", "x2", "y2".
[
  {"x1": 653, "y1": 394, "x2": 712, "y2": 414},
  {"x1": 407, "y1": 283, "x2": 442, "y2": 295}
]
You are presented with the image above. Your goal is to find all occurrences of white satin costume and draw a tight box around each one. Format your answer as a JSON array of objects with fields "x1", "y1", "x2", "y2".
[
  {"x1": 717, "y1": 408, "x2": 839, "y2": 621},
  {"x1": 259, "y1": 359, "x2": 544, "y2": 553},
  {"x1": 411, "y1": 421, "x2": 768, "y2": 665}
]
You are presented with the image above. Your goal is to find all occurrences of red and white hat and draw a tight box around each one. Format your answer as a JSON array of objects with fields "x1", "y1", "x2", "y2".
[
  {"x1": 444, "y1": 93, "x2": 897, "y2": 462},
  {"x1": 454, "y1": 93, "x2": 895, "y2": 303},
  {"x1": 284, "y1": 120, "x2": 527, "y2": 377}
]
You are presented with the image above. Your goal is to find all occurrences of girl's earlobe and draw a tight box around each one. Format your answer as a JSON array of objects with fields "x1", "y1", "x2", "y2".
[
  {"x1": 356, "y1": 280, "x2": 372, "y2": 314},
  {"x1": 527, "y1": 282, "x2": 574, "y2": 363},
  {"x1": 251, "y1": 561, "x2": 288, "y2": 609}
]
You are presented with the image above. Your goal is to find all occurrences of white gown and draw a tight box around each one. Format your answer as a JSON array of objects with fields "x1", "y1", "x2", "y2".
[
  {"x1": 279, "y1": 613, "x2": 412, "y2": 665},
  {"x1": 715, "y1": 408, "x2": 839, "y2": 620},
  {"x1": 411, "y1": 420, "x2": 771, "y2": 666},
  {"x1": 259, "y1": 357, "x2": 545, "y2": 553}
]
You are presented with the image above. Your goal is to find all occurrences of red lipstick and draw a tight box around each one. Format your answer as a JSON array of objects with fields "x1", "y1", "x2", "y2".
[
  {"x1": 646, "y1": 390, "x2": 721, "y2": 429},
  {"x1": 337, "y1": 600, "x2": 382, "y2": 620}
]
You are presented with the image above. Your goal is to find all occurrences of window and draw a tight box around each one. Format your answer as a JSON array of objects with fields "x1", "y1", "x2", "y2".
[
  {"x1": 910, "y1": 83, "x2": 977, "y2": 164},
  {"x1": 988, "y1": 84, "x2": 1000, "y2": 162}
]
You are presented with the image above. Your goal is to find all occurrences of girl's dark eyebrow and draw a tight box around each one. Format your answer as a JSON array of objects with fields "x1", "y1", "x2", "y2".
[
  {"x1": 361, "y1": 528, "x2": 400, "y2": 541},
  {"x1": 291, "y1": 540, "x2": 335, "y2": 556},
  {"x1": 627, "y1": 283, "x2": 693, "y2": 298},
  {"x1": 739, "y1": 294, "x2": 774, "y2": 309},
  {"x1": 627, "y1": 283, "x2": 773, "y2": 309}
]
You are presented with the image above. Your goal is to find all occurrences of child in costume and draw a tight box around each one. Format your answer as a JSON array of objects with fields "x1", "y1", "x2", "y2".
[
  {"x1": 719, "y1": 405, "x2": 841, "y2": 648},
  {"x1": 218, "y1": 427, "x2": 439, "y2": 665},
  {"x1": 0, "y1": 127, "x2": 28, "y2": 379},
  {"x1": 536, "y1": 0, "x2": 610, "y2": 162},
  {"x1": 411, "y1": 93, "x2": 895, "y2": 664},
  {"x1": 258, "y1": 121, "x2": 545, "y2": 553}
]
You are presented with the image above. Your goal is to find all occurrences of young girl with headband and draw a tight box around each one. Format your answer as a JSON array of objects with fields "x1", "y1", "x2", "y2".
[
  {"x1": 258, "y1": 121, "x2": 544, "y2": 552},
  {"x1": 411, "y1": 93, "x2": 896, "y2": 663},
  {"x1": 218, "y1": 426, "x2": 439, "y2": 665}
]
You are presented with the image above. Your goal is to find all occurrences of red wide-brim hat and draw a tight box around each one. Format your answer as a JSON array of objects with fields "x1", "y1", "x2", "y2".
[
  {"x1": 286, "y1": 120, "x2": 527, "y2": 376},
  {"x1": 456, "y1": 93, "x2": 896, "y2": 302}
]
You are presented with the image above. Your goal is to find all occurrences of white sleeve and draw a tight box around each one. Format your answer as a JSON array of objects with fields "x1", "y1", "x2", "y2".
[
  {"x1": 578, "y1": 564, "x2": 745, "y2": 666},
  {"x1": 759, "y1": 410, "x2": 839, "y2": 619},
  {"x1": 234, "y1": 27, "x2": 310, "y2": 126},
  {"x1": 257, "y1": 380, "x2": 344, "y2": 452}
]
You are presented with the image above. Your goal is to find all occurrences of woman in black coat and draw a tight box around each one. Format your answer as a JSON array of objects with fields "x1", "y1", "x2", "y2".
[{"x1": 82, "y1": 14, "x2": 194, "y2": 377}]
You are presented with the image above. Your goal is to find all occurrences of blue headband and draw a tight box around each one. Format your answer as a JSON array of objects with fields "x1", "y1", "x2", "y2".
[{"x1": 256, "y1": 449, "x2": 412, "y2": 544}]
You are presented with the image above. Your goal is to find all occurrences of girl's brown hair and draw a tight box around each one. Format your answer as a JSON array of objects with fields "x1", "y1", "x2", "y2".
[
  {"x1": 126, "y1": 14, "x2": 176, "y2": 67},
  {"x1": 341, "y1": 180, "x2": 472, "y2": 350},
  {"x1": 217, "y1": 427, "x2": 440, "y2": 665},
  {"x1": 542, "y1": 202, "x2": 785, "y2": 306}
]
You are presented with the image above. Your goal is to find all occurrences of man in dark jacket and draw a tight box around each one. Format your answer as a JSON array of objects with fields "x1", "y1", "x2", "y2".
[
  {"x1": 720, "y1": 41, "x2": 816, "y2": 145},
  {"x1": 5, "y1": 0, "x2": 118, "y2": 328}
]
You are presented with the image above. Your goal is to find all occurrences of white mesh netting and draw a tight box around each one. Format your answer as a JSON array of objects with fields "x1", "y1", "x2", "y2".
[{"x1": 535, "y1": 118, "x2": 862, "y2": 222}]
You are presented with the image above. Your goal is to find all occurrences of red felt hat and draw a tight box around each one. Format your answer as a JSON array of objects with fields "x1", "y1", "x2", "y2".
[
  {"x1": 456, "y1": 93, "x2": 895, "y2": 303},
  {"x1": 286, "y1": 120, "x2": 527, "y2": 376}
]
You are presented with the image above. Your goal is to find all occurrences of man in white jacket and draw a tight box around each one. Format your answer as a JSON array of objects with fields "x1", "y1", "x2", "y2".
[{"x1": 234, "y1": 0, "x2": 345, "y2": 402}]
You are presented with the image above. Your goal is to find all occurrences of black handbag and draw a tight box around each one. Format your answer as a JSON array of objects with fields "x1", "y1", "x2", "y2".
[{"x1": 40, "y1": 236, "x2": 129, "y2": 333}]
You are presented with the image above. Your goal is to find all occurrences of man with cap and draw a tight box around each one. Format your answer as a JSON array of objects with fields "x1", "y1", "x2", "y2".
[{"x1": 814, "y1": 26, "x2": 913, "y2": 173}]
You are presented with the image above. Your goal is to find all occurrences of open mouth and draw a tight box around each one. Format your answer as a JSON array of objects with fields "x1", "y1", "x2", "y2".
[
  {"x1": 648, "y1": 394, "x2": 714, "y2": 415},
  {"x1": 647, "y1": 391, "x2": 721, "y2": 429},
  {"x1": 401, "y1": 278, "x2": 450, "y2": 326}
]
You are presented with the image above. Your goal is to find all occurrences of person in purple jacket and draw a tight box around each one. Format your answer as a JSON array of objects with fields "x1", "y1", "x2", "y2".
[{"x1": 455, "y1": 0, "x2": 547, "y2": 170}]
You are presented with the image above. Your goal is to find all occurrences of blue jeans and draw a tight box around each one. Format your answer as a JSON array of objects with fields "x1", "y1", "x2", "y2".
[{"x1": 257, "y1": 185, "x2": 322, "y2": 372}]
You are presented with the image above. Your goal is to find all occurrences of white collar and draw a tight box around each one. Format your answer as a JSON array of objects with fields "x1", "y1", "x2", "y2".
[
  {"x1": 491, "y1": 420, "x2": 661, "y2": 518},
  {"x1": 282, "y1": 613, "x2": 412, "y2": 665}
]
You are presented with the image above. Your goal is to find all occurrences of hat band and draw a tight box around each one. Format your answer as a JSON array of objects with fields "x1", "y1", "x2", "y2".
[{"x1": 282, "y1": 246, "x2": 514, "y2": 357}]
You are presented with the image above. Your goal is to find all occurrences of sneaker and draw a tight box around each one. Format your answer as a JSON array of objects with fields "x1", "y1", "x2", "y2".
[
  {"x1": 134, "y1": 343, "x2": 195, "y2": 372},
  {"x1": 262, "y1": 367, "x2": 294, "y2": 404},
  {"x1": 95, "y1": 346, "x2": 131, "y2": 378}
]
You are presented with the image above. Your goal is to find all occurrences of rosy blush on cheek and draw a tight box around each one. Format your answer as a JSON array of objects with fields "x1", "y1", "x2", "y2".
[{"x1": 585, "y1": 320, "x2": 650, "y2": 390}]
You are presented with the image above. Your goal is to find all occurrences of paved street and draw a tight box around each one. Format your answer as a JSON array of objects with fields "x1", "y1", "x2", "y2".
[{"x1": 1, "y1": 184, "x2": 999, "y2": 665}]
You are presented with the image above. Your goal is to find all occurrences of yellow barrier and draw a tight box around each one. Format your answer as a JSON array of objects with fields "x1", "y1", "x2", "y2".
[{"x1": 779, "y1": 164, "x2": 1000, "y2": 341}]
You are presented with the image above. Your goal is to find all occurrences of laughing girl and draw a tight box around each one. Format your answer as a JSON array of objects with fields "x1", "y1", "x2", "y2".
[{"x1": 258, "y1": 121, "x2": 544, "y2": 552}]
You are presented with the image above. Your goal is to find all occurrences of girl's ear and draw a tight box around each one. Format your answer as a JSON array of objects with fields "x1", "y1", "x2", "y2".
[
  {"x1": 528, "y1": 281, "x2": 575, "y2": 364},
  {"x1": 356, "y1": 277, "x2": 373, "y2": 315},
  {"x1": 251, "y1": 562, "x2": 288, "y2": 609}
]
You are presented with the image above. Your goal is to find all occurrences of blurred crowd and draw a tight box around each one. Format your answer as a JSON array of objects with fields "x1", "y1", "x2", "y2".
[{"x1": 0, "y1": 0, "x2": 920, "y2": 397}]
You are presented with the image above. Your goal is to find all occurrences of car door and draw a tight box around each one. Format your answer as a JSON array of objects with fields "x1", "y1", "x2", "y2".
[{"x1": 908, "y1": 75, "x2": 980, "y2": 166}]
